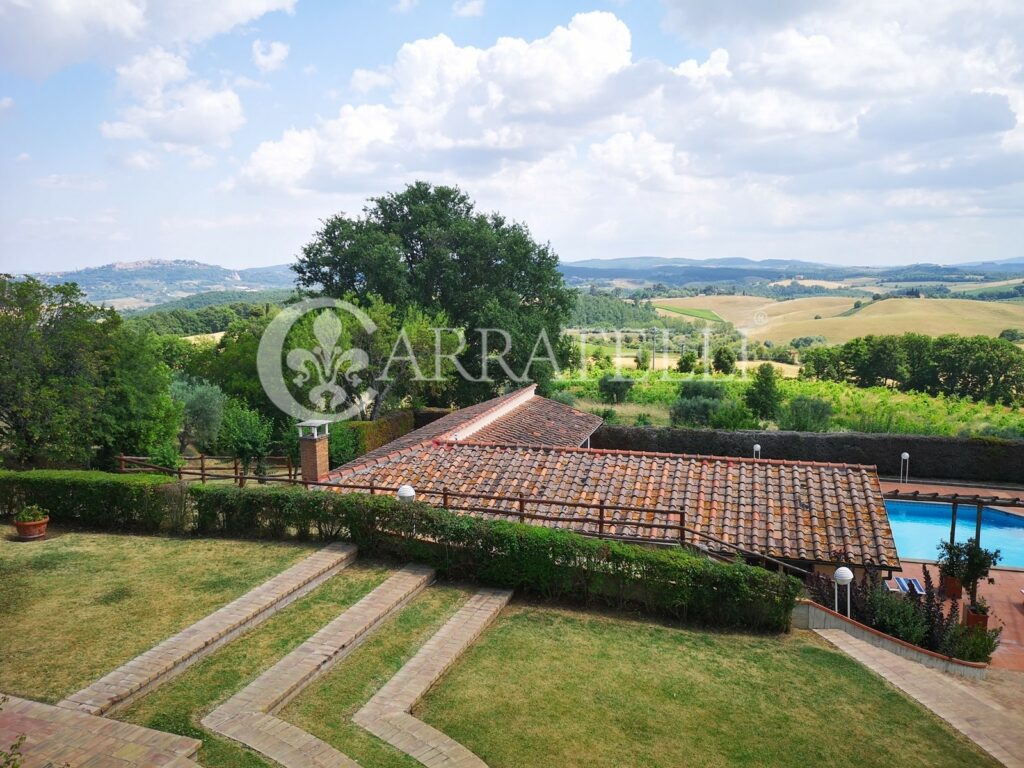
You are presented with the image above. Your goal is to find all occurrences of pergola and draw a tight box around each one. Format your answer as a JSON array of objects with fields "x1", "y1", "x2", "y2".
[{"x1": 883, "y1": 490, "x2": 1024, "y2": 548}]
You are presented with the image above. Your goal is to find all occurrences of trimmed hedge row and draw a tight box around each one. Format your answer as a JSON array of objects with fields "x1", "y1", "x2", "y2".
[
  {"x1": 189, "y1": 484, "x2": 801, "y2": 632},
  {"x1": 329, "y1": 409, "x2": 416, "y2": 466},
  {"x1": 0, "y1": 471, "x2": 801, "y2": 631},
  {"x1": 593, "y1": 425, "x2": 1024, "y2": 483},
  {"x1": 0, "y1": 470, "x2": 181, "y2": 532}
]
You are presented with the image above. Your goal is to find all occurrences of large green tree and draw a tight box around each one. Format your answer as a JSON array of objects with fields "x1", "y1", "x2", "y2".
[
  {"x1": 0, "y1": 276, "x2": 178, "y2": 465},
  {"x1": 293, "y1": 182, "x2": 576, "y2": 403}
]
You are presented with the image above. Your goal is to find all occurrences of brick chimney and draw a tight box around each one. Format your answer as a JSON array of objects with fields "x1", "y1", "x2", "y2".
[{"x1": 297, "y1": 419, "x2": 331, "y2": 483}]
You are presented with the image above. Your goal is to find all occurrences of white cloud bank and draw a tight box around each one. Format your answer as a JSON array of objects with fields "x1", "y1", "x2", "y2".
[{"x1": 234, "y1": 5, "x2": 1024, "y2": 263}]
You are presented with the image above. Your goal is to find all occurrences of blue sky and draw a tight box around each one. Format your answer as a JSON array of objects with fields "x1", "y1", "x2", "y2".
[{"x1": 2, "y1": 0, "x2": 1024, "y2": 272}]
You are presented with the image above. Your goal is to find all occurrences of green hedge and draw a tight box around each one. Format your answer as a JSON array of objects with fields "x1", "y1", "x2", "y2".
[
  {"x1": 329, "y1": 410, "x2": 416, "y2": 466},
  {"x1": 188, "y1": 485, "x2": 801, "y2": 632},
  {"x1": 0, "y1": 470, "x2": 181, "y2": 533}
]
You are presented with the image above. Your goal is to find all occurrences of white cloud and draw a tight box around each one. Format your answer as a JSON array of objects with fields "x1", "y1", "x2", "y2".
[
  {"x1": 231, "y1": 6, "x2": 1024, "y2": 264},
  {"x1": 453, "y1": 0, "x2": 485, "y2": 17},
  {"x1": 0, "y1": 0, "x2": 296, "y2": 78},
  {"x1": 102, "y1": 47, "x2": 245, "y2": 149},
  {"x1": 393, "y1": 0, "x2": 419, "y2": 13},
  {"x1": 251, "y1": 39, "x2": 289, "y2": 73},
  {"x1": 121, "y1": 150, "x2": 159, "y2": 170},
  {"x1": 0, "y1": 96, "x2": 13, "y2": 111},
  {"x1": 15, "y1": 152, "x2": 29, "y2": 163},
  {"x1": 34, "y1": 174, "x2": 107, "y2": 191}
]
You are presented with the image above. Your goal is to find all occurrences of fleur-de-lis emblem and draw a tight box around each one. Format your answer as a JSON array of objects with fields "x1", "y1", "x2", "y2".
[{"x1": 287, "y1": 310, "x2": 369, "y2": 411}]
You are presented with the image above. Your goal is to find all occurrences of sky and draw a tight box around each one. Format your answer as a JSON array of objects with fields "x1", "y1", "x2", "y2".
[{"x1": 2, "y1": 1, "x2": 1024, "y2": 273}]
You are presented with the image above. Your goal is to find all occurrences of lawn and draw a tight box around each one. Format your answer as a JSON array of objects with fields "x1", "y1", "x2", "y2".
[
  {"x1": 0, "y1": 528, "x2": 316, "y2": 702},
  {"x1": 654, "y1": 304, "x2": 726, "y2": 323},
  {"x1": 420, "y1": 605, "x2": 997, "y2": 768}
]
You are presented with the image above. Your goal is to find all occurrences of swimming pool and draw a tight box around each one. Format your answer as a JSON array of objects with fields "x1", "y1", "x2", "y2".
[{"x1": 885, "y1": 500, "x2": 1024, "y2": 567}]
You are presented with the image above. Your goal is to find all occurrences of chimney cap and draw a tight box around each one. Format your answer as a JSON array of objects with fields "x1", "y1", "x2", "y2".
[{"x1": 297, "y1": 419, "x2": 331, "y2": 438}]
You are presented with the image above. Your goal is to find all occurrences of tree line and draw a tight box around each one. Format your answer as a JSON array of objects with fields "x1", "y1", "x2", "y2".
[{"x1": 800, "y1": 333, "x2": 1024, "y2": 405}]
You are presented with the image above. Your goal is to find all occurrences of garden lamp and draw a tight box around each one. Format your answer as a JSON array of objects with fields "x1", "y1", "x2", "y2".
[
  {"x1": 834, "y1": 566, "x2": 854, "y2": 617},
  {"x1": 397, "y1": 484, "x2": 416, "y2": 502}
]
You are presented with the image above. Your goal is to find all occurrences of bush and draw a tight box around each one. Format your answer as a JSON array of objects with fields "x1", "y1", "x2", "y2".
[
  {"x1": 633, "y1": 412, "x2": 653, "y2": 427},
  {"x1": 945, "y1": 624, "x2": 1002, "y2": 663},
  {"x1": 548, "y1": 390, "x2": 576, "y2": 407},
  {"x1": 779, "y1": 396, "x2": 833, "y2": 432},
  {"x1": 712, "y1": 346, "x2": 736, "y2": 374},
  {"x1": 0, "y1": 470, "x2": 180, "y2": 532},
  {"x1": 670, "y1": 397, "x2": 720, "y2": 427},
  {"x1": 187, "y1": 485, "x2": 802, "y2": 632},
  {"x1": 678, "y1": 379, "x2": 726, "y2": 400},
  {"x1": 598, "y1": 375, "x2": 634, "y2": 404},
  {"x1": 744, "y1": 363, "x2": 782, "y2": 420},
  {"x1": 709, "y1": 400, "x2": 759, "y2": 430},
  {"x1": 868, "y1": 587, "x2": 928, "y2": 646}
]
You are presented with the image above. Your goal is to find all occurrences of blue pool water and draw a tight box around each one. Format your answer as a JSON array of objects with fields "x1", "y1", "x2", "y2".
[{"x1": 885, "y1": 500, "x2": 1024, "y2": 567}]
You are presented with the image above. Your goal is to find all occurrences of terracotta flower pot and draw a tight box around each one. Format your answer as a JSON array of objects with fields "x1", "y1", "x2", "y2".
[
  {"x1": 13, "y1": 516, "x2": 49, "y2": 541},
  {"x1": 964, "y1": 604, "x2": 989, "y2": 630},
  {"x1": 941, "y1": 574, "x2": 963, "y2": 599}
]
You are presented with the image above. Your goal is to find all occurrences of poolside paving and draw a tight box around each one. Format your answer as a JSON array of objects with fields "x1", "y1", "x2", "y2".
[
  {"x1": 816, "y1": 628, "x2": 1024, "y2": 768},
  {"x1": 354, "y1": 587, "x2": 513, "y2": 768},
  {"x1": 0, "y1": 694, "x2": 202, "y2": 767},
  {"x1": 58, "y1": 542, "x2": 357, "y2": 716},
  {"x1": 202, "y1": 564, "x2": 435, "y2": 768}
]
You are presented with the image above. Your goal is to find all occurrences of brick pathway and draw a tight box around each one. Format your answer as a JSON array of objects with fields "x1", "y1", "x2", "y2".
[
  {"x1": 815, "y1": 628, "x2": 1024, "y2": 768},
  {"x1": 202, "y1": 564, "x2": 435, "y2": 768},
  {"x1": 59, "y1": 542, "x2": 356, "y2": 716},
  {"x1": 354, "y1": 588, "x2": 512, "y2": 768},
  {"x1": 0, "y1": 694, "x2": 201, "y2": 767}
]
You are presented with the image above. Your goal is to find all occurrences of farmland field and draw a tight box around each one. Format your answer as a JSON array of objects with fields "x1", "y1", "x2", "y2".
[{"x1": 654, "y1": 296, "x2": 1024, "y2": 344}]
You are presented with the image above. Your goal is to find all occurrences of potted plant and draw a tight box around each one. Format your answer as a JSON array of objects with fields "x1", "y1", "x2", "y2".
[
  {"x1": 13, "y1": 505, "x2": 49, "y2": 541},
  {"x1": 936, "y1": 539, "x2": 967, "y2": 599},
  {"x1": 961, "y1": 539, "x2": 1001, "y2": 630}
]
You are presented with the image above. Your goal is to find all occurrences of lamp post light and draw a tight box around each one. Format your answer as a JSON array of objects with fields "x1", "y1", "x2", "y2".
[
  {"x1": 899, "y1": 452, "x2": 910, "y2": 484},
  {"x1": 397, "y1": 484, "x2": 416, "y2": 503},
  {"x1": 834, "y1": 566, "x2": 854, "y2": 617},
  {"x1": 753, "y1": 443, "x2": 761, "y2": 459}
]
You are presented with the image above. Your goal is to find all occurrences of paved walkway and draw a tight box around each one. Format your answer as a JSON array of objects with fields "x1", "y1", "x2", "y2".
[
  {"x1": 203, "y1": 565, "x2": 435, "y2": 768},
  {"x1": 0, "y1": 694, "x2": 201, "y2": 767},
  {"x1": 59, "y1": 542, "x2": 357, "y2": 716},
  {"x1": 816, "y1": 628, "x2": 1024, "y2": 768},
  {"x1": 355, "y1": 588, "x2": 513, "y2": 768}
]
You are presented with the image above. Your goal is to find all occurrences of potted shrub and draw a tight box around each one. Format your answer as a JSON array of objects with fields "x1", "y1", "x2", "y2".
[
  {"x1": 13, "y1": 505, "x2": 49, "y2": 541},
  {"x1": 936, "y1": 539, "x2": 967, "y2": 599},
  {"x1": 961, "y1": 539, "x2": 1001, "y2": 630}
]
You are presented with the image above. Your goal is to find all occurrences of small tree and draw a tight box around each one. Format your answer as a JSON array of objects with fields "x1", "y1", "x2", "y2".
[
  {"x1": 744, "y1": 363, "x2": 782, "y2": 420},
  {"x1": 676, "y1": 350, "x2": 698, "y2": 373},
  {"x1": 634, "y1": 345, "x2": 651, "y2": 371},
  {"x1": 219, "y1": 400, "x2": 273, "y2": 483},
  {"x1": 598, "y1": 375, "x2": 634, "y2": 404},
  {"x1": 779, "y1": 396, "x2": 833, "y2": 432},
  {"x1": 961, "y1": 539, "x2": 1002, "y2": 608},
  {"x1": 709, "y1": 400, "x2": 759, "y2": 430},
  {"x1": 712, "y1": 346, "x2": 737, "y2": 374},
  {"x1": 170, "y1": 377, "x2": 228, "y2": 453},
  {"x1": 670, "y1": 397, "x2": 720, "y2": 427}
]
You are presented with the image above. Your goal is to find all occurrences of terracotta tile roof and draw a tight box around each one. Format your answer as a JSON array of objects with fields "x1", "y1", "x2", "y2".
[
  {"x1": 330, "y1": 440, "x2": 899, "y2": 568},
  {"x1": 470, "y1": 397, "x2": 603, "y2": 447}
]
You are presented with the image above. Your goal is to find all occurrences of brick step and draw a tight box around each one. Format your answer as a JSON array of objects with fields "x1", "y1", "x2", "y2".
[
  {"x1": 0, "y1": 694, "x2": 202, "y2": 766},
  {"x1": 202, "y1": 564, "x2": 436, "y2": 768},
  {"x1": 354, "y1": 587, "x2": 512, "y2": 768},
  {"x1": 58, "y1": 542, "x2": 356, "y2": 716}
]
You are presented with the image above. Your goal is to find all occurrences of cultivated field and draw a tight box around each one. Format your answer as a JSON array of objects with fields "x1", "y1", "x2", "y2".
[{"x1": 655, "y1": 296, "x2": 1024, "y2": 344}]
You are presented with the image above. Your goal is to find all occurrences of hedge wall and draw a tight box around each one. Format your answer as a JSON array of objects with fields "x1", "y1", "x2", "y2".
[
  {"x1": 592, "y1": 426, "x2": 1024, "y2": 483},
  {"x1": 188, "y1": 485, "x2": 800, "y2": 632},
  {"x1": 329, "y1": 409, "x2": 416, "y2": 466},
  {"x1": 0, "y1": 470, "x2": 182, "y2": 532}
]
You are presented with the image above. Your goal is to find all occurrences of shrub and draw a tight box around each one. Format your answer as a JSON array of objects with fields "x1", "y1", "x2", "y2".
[
  {"x1": 670, "y1": 397, "x2": 720, "y2": 427},
  {"x1": 150, "y1": 442, "x2": 184, "y2": 471},
  {"x1": 678, "y1": 379, "x2": 726, "y2": 400},
  {"x1": 14, "y1": 504, "x2": 47, "y2": 522},
  {"x1": 589, "y1": 407, "x2": 619, "y2": 424},
  {"x1": 633, "y1": 412, "x2": 653, "y2": 427},
  {"x1": 187, "y1": 485, "x2": 802, "y2": 632},
  {"x1": 709, "y1": 400, "x2": 759, "y2": 430},
  {"x1": 712, "y1": 346, "x2": 737, "y2": 374},
  {"x1": 779, "y1": 396, "x2": 833, "y2": 432},
  {"x1": 867, "y1": 587, "x2": 928, "y2": 646},
  {"x1": 944, "y1": 624, "x2": 1002, "y2": 663},
  {"x1": 0, "y1": 470, "x2": 180, "y2": 532},
  {"x1": 598, "y1": 375, "x2": 634, "y2": 404},
  {"x1": 548, "y1": 390, "x2": 576, "y2": 407}
]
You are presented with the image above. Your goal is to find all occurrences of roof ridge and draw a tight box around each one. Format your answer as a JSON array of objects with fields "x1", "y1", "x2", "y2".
[{"x1": 449, "y1": 439, "x2": 880, "y2": 471}]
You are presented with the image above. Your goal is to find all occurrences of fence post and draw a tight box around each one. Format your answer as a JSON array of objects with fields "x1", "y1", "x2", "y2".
[
  {"x1": 599, "y1": 499, "x2": 606, "y2": 538},
  {"x1": 233, "y1": 458, "x2": 240, "y2": 487},
  {"x1": 200, "y1": 455, "x2": 206, "y2": 484},
  {"x1": 369, "y1": 483, "x2": 375, "y2": 496},
  {"x1": 117, "y1": 454, "x2": 125, "y2": 473},
  {"x1": 442, "y1": 486, "x2": 449, "y2": 509},
  {"x1": 679, "y1": 507, "x2": 685, "y2": 545},
  {"x1": 286, "y1": 455, "x2": 293, "y2": 481},
  {"x1": 518, "y1": 492, "x2": 526, "y2": 523},
  {"x1": 177, "y1": 465, "x2": 183, "y2": 482}
]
